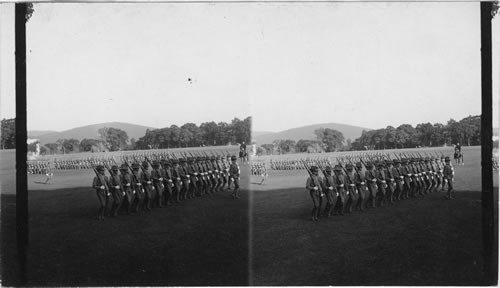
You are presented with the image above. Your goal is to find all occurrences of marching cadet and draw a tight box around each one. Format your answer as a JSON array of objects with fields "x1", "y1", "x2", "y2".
[
  {"x1": 409, "y1": 159, "x2": 420, "y2": 198},
  {"x1": 120, "y1": 164, "x2": 135, "y2": 214},
  {"x1": 179, "y1": 158, "x2": 190, "y2": 200},
  {"x1": 187, "y1": 158, "x2": 198, "y2": 198},
  {"x1": 385, "y1": 160, "x2": 396, "y2": 204},
  {"x1": 401, "y1": 159, "x2": 412, "y2": 200},
  {"x1": 365, "y1": 162, "x2": 378, "y2": 208},
  {"x1": 432, "y1": 157, "x2": 442, "y2": 193},
  {"x1": 306, "y1": 165, "x2": 323, "y2": 221},
  {"x1": 438, "y1": 156, "x2": 446, "y2": 192},
  {"x1": 229, "y1": 155, "x2": 241, "y2": 199},
  {"x1": 151, "y1": 161, "x2": 164, "y2": 208},
  {"x1": 108, "y1": 165, "x2": 124, "y2": 217},
  {"x1": 162, "y1": 160, "x2": 174, "y2": 205},
  {"x1": 344, "y1": 164, "x2": 358, "y2": 213},
  {"x1": 443, "y1": 156, "x2": 455, "y2": 199},
  {"x1": 333, "y1": 165, "x2": 346, "y2": 215},
  {"x1": 197, "y1": 157, "x2": 209, "y2": 195},
  {"x1": 423, "y1": 158, "x2": 433, "y2": 194},
  {"x1": 321, "y1": 166, "x2": 337, "y2": 217},
  {"x1": 354, "y1": 162, "x2": 368, "y2": 211},
  {"x1": 131, "y1": 163, "x2": 145, "y2": 212},
  {"x1": 92, "y1": 165, "x2": 109, "y2": 220},
  {"x1": 375, "y1": 162, "x2": 387, "y2": 206},
  {"x1": 141, "y1": 161, "x2": 154, "y2": 211},
  {"x1": 428, "y1": 157, "x2": 438, "y2": 193},
  {"x1": 172, "y1": 160, "x2": 182, "y2": 202},
  {"x1": 393, "y1": 159, "x2": 404, "y2": 201}
]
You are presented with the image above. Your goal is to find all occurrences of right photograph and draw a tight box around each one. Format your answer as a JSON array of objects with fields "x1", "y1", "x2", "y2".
[{"x1": 248, "y1": 2, "x2": 498, "y2": 286}]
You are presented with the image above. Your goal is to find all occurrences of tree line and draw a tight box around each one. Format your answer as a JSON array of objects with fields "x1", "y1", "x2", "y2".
[
  {"x1": 14, "y1": 117, "x2": 251, "y2": 155},
  {"x1": 256, "y1": 115, "x2": 483, "y2": 155}
]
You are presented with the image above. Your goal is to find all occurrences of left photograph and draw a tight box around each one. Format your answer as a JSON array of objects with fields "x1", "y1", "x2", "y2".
[{"x1": 1, "y1": 3, "x2": 251, "y2": 286}]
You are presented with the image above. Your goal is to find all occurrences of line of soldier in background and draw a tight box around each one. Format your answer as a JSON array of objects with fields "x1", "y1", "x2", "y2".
[
  {"x1": 27, "y1": 160, "x2": 51, "y2": 175},
  {"x1": 304, "y1": 152, "x2": 455, "y2": 221},
  {"x1": 91, "y1": 152, "x2": 241, "y2": 220}
]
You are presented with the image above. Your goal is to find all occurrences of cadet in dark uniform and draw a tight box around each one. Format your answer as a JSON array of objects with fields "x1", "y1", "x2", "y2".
[
  {"x1": 385, "y1": 160, "x2": 396, "y2": 204},
  {"x1": 162, "y1": 161, "x2": 174, "y2": 205},
  {"x1": 306, "y1": 165, "x2": 323, "y2": 221},
  {"x1": 120, "y1": 164, "x2": 135, "y2": 214},
  {"x1": 393, "y1": 159, "x2": 404, "y2": 201},
  {"x1": 375, "y1": 162, "x2": 387, "y2": 206},
  {"x1": 109, "y1": 165, "x2": 124, "y2": 217},
  {"x1": 131, "y1": 163, "x2": 145, "y2": 212},
  {"x1": 365, "y1": 162, "x2": 378, "y2": 208},
  {"x1": 151, "y1": 161, "x2": 164, "y2": 207},
  {"x1": 141, "y1": 161, "x2": 154, "y2": 211},
  {"x1": 92, "y1": 165, "x2": 109, "y2": 220},
  {"x1": 321, "y1": 166, "x2": 337, "y2": 217},
  {"x1": 344, "y1": 163, "x2": 358, "y2": 213},
  {"x1": 401, "y1": 159, "x2": 412, "y2": 199},
  {"x1": 443, "y1": 156, "x2": 455, "y2": 199},
  {"x1": 354, "y1": 162, "x2": 368, "y2": 211},
  {"x1": 229, "y1": 155, "x2": 241, "y2": 199},
  {"x1": 333, "y1": 165, "x2": 346, "y2": 215}
]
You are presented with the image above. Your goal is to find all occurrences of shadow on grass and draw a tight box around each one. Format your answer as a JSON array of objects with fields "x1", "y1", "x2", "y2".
[
  {"x1": 251, "y1": 187, "x2": 498, "y2": 286},
  {"x1": 2, "y1": 187, "x2": 250, "y2": 286}
]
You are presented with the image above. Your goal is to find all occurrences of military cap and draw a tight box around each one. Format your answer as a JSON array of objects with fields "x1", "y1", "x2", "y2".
[
  {"x1": 172, "y1": 159, "x2": 179, "y2": 164},
  {"x1": 96, "y1": 165, "x2": 105, "y2": 171},
  {"x1": 131, "y1": 163, "x2": 140, "y2": 169},
  {"x1": 334, "y1": 165, "x2": 342, "y2": 171},
  {"x1": 231, "y1": 155, "x2": 237, "y2": 161},
  {"x1": 325, "y1": 166, "x2": 332, "y2": 172},
  {"x1": 366, "y1": 161, "x2": 374, "y2": 167},
  {"x1": 393, "y1": 159, "x2": 401, "y2": 164},
  {"x1": 179, "y1": 158, "x2": 186, "y2": 163},
  {"x1": 142, "y1": 161, "x2": 149, "y2": 167},
  {"x1": 356, "y1": 162, "x2": 363, "y2": 168},
  {"x1": 445, "y1": 156, "x2": 450, "y2": 161},
  {"x1": 152, "y1": 161, "x2": 159, "y2": 167},
  {"x1": 424, "y1": 157, "x2": 430, "y2": 162},
  {"x1": 310, "y1": 165, "x2": 319, "y2": 172},
  {"x1": 346, "y1": 163, "x2": 353, "y2": 170},
  {"x1": 386, "y1": 160, "x2": 393, "y2": 165},
  {"x1": 111, "y1": 165, "x2": 119, "y2": 171},
  {"x1": 120, "y1": 163, "x2": 128, "y2": 170}
]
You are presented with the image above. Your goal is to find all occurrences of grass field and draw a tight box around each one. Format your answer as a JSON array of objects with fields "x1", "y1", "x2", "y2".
[
  {"x1": 1, "y1": 146, "x2": 498, "y2": 285},
  {"x1": 2, "y1": 149, "x2": 250, "y2": 286},
  {"x1": 249, "y1": 146, "x2": 498, "y2": 285}
]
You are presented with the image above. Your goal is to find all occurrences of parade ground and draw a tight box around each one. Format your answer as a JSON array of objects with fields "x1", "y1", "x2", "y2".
[
  {"x1": 1, "y1": 146, "x2": 498, "y2": 285},
  {"x1": 1, "y1": 149, "x2": 250, "y2": 286},
  {"x1": 250, "y1": 146, "x2": 498, "y2": 285}
]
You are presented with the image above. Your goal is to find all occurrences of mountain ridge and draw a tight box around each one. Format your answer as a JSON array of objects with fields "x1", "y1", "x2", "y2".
[
  {"x1": 31, "y1": 122, "x2": 156, "y2": 145},
  {"x1": 252, "y1": 122, "x2": 370, "y2": 145}
]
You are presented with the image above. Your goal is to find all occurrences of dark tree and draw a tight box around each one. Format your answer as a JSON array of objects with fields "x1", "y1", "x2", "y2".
[
  {"x1": 314, "y1": 128, "x2": 344, "y2": 152},
  {"x1": 1, "y1": 118, "x2": 16, "y2": 149}
]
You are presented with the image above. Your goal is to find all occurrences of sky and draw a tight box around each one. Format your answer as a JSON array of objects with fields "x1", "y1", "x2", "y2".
[{"x1": 0, "y1": 2, "x2": 499, "y2": 132}]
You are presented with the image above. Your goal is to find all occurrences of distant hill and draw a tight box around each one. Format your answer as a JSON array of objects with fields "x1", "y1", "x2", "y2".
[
  {"x1": 28, "y1": 130, "x2": 57, "y2": 138},
  {"x1": 252, "y1": 123, "x2": 370, "y2": 145},
  {"x1": 32, "y1": 122, "x2": 155, "y2": 145},
  {"x1": 253, "y1": 131, "x2": 274, "y2": 137}
]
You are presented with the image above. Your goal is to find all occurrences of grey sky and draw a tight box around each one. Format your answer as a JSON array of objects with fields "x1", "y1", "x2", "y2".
[{"x1": 0, "y1": 2, "x2": 498, "y2": 132}]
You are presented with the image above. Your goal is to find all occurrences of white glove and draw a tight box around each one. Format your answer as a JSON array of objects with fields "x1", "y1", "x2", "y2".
[
  {"x1": 320, "y1": 193, "x2": 324, "y2": 197},
  {"x1": 147, "y1": 181, "x2": 151, "y2": 184},
  {"x1": 137, "y1": 183, "x2": 142, "y2": 186},
  {"x1": 122, "y1": 192, "x2": 125, "y2": 196},
  {"x1": 107, "y1": 193, "x2": 111, "y2": 196},
  {"x1": 133, "y1": 190, "x2": 136, "y2": 194},
  {"x1": 100, "y1": 185, "x2": 105, "y2": 189},
  {"x1": 115, "y1": 185, "x2": 120, "y2": 189},
  {"x1": 336, "y1": 192, "x2": 339, "y2": 196},
  {"x1": 347, "y1": 191, "x2": 350, "y2": 195},
  {"x1": 313, "y1": 186, "x2": 318, "y2": 191},
  {"x1": 339, "y1": 184, "x2": 344, "y2": 187},
  {"x1": 159, "y1": 178, "x2": 163, "y2": 181},
  {"x1": 328, "y1": 186, "x2": 333, "y2": 190},
  {"x1": 126, "y1": 183, "x2": 130, "y2": 187}
]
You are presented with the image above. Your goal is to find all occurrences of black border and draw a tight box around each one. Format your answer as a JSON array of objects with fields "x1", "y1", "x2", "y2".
[{"x1": 12, "y1": 1, "x2": 497, "y2": 285}]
